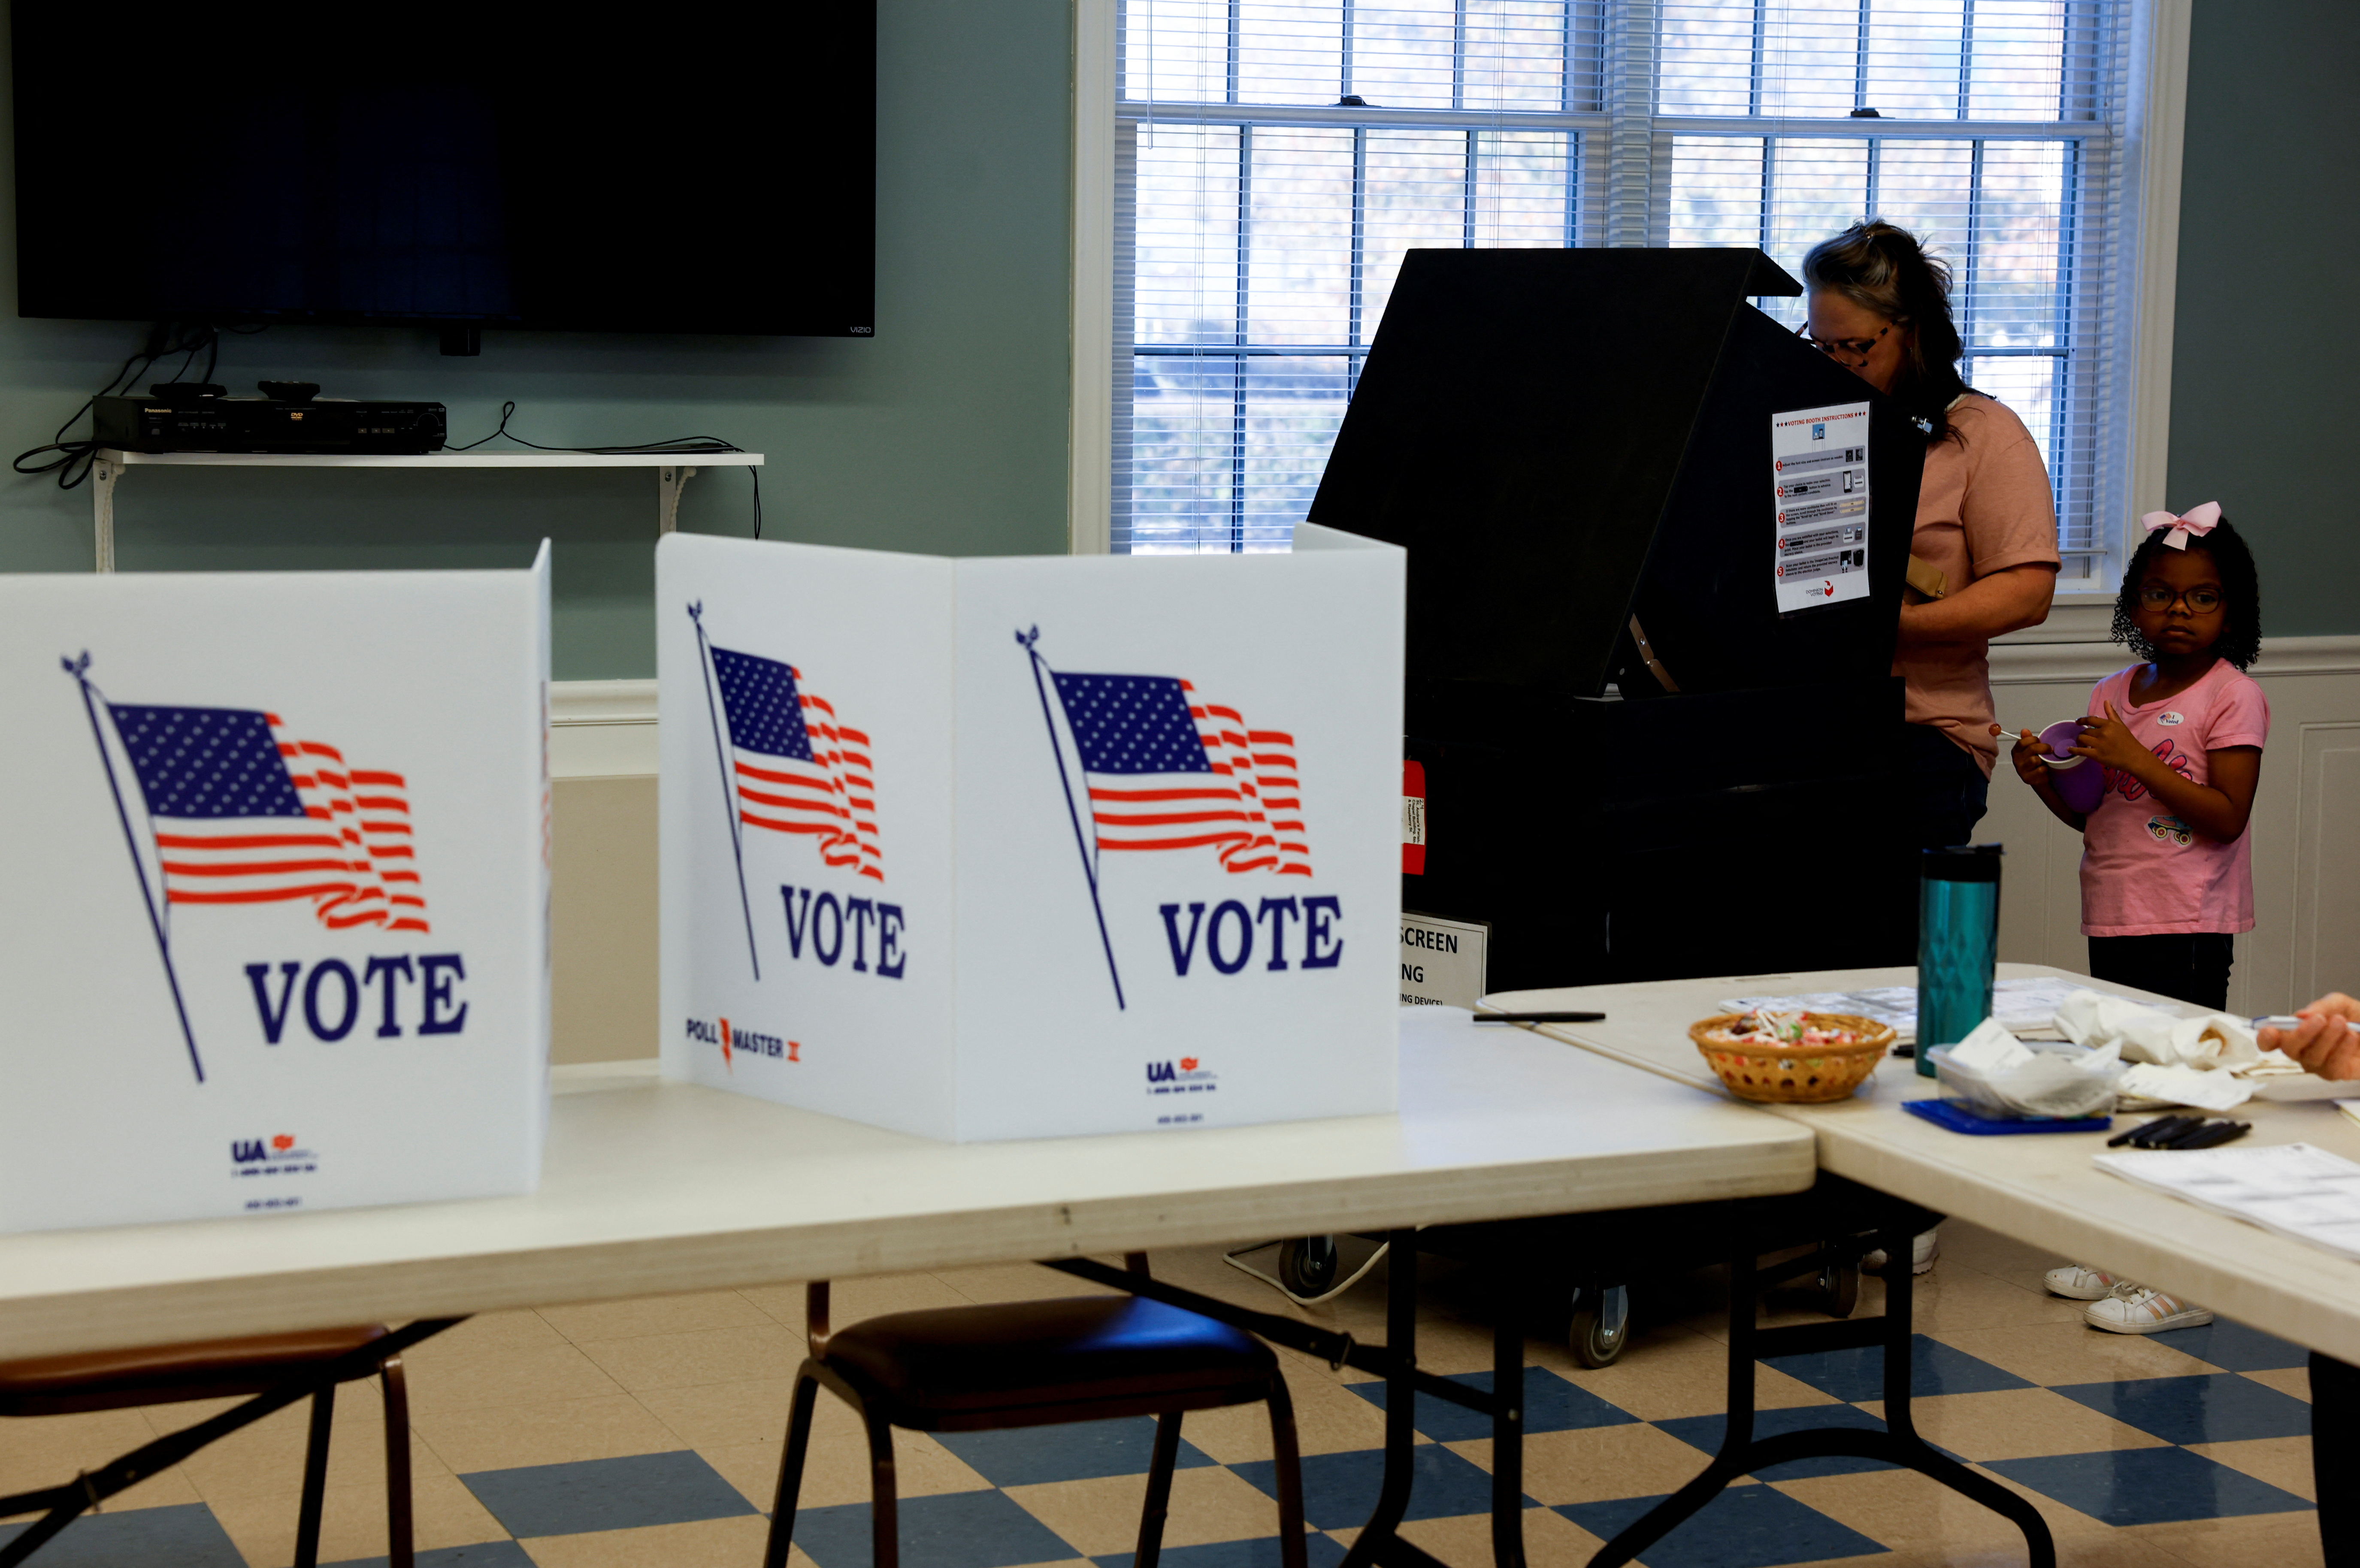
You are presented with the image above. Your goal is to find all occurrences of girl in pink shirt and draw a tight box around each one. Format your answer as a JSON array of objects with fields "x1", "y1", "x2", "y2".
[
  {"x1": 2000, "y1": 510, "x2": 2267, "y2": 1011},
  {"x1": 1998, "y1": 510, "x2": 2265, "y2": 1336}
]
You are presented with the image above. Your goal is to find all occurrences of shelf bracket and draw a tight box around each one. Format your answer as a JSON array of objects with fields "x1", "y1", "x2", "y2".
[
  {"x1": 657, "y1": 465, "x2": 699, "y2": 536},
  {"x1": 92, "y1": 456, "x2": 124, "y2": 573}
]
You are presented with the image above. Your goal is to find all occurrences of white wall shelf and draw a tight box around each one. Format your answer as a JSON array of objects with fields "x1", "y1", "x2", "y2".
[{"x1": 89, "y1": 448, "x2": 765, "y2": 572}]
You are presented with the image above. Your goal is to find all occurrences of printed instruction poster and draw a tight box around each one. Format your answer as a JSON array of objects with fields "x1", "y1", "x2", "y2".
[{"x1": 1770, "y1": 402, "x2": 1871, "y2": 613}]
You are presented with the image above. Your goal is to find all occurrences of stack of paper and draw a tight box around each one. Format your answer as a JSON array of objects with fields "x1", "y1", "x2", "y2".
[
  {"x1": 1994, "y1": 977, "x2": 2112, "y2": 1032},
  {"x1": 1717, "y1": 990, "x2": 1915, "y2": 1030},
  {"x1": 2094, "y1": 1143, "x2": 2360, "y2": 1261},
  {"x1": 1718, "y1": 977, "x2": 2109, "y2": 1042}
]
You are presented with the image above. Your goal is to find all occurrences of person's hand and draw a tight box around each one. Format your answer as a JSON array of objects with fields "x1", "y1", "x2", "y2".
[
  {"x1": 2260, "y1": 994, "x2": 2360, "y2": 1080},
  {"x1": 1994, "y1": 724, "x2": 2048, "y2": 788},
  {"x1": 2068, "y1": 703, "x2": 2149, "y2": 773}
]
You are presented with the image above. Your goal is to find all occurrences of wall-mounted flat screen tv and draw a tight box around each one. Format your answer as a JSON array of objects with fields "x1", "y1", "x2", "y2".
[{"x1": 12, "y1": 1, "x2": 874, "y2": 338}]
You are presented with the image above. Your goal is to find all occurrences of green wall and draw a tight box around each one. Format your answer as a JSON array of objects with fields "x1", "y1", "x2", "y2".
[
  {"x1": 2167, "y1": 0, "x2": 2359, "y2": 635},
  {"x1": 0, "y1": 0, "x2": 1077, "y2": 679}
]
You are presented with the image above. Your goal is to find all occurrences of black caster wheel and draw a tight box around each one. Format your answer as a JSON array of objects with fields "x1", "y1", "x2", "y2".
[
  {"x1": 1278, "y1": 1235, "x2": 1340, "y2": 1298},
  {"x1": 1815, "y1": 1256, "x2": 1860, "y2": 1319},
  {"x1": 1569, "y1": 1283, "x2": 1631, "y2": 1368}
]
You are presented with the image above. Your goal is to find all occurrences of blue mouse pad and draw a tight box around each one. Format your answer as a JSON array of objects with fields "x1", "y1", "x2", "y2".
[{"x1": 1903, "y1": 1098, "x2": 2112, "y2": 1136}]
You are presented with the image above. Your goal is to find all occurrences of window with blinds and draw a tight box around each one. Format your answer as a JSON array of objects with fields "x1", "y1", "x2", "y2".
[{"x1": 1112, "y1": 0, "x2": 2129, "y2": 574}]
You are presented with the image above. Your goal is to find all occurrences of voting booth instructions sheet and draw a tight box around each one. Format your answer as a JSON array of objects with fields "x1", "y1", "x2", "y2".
[{"x1": 1771, "y1": 401, "x2": 1873, "y2": 613}]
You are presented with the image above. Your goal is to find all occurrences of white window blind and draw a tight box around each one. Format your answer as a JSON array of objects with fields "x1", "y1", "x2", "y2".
[{"x1": 1113, "y1": 0, "x2": 2131, "y2": 574}]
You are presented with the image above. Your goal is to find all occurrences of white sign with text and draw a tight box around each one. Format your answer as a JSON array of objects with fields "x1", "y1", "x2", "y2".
[
  {"x1": 658, "y1": 525, "x2": 1404, "y2": 1141},
  {"x1": 0, "y1": 551, "x2": 552, "y2": 1232},
  {"x1": 1399, "y1": 912, "x2": 1488, "y2": 1008}
]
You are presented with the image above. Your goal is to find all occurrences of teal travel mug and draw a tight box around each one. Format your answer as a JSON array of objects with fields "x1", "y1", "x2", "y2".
[{"x1": 1916, "y1": 844, "x2": 2002, "y2": 1077}]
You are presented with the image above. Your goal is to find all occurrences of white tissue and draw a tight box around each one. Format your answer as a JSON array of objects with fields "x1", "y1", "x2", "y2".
[
  {"x1": 1947, "y1": 1017, "x2": 2036, "y2": 1074},
  {"x1": 2078, "y1": 1041, "x2": 2124, "y2": 1073},
  {"x1": 1931, "y1": 1025, "x2": 2125, "y2": 1118},
  {"x1": 2117, "y1": 1062, "x2": 2254, "y2": 1111},
  {"x1": 2054, "y1": 991, "x2": 2259, "y2": 1070},
  {"x1": 2170, "y1": 1013, "x2": 2263, "y2": 1068}
]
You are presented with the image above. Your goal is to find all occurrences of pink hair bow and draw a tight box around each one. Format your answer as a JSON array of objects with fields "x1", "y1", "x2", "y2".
[{"x1": 2141, "y1": 501, "x2": 2222, "y2": 550}]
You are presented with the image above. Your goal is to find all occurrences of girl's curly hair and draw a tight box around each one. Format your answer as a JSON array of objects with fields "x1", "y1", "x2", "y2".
[{"x1": 2111, "y1": 515, "x2": 2262, "y2": 670}]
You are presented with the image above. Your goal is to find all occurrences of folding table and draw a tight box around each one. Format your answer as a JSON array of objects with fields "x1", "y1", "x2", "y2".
[
  {"x1": 0, "y1": 1009, "x2": 1812, "y2": 1568},
  {"x1": 1492, "y1": 959, "x2": 2360, "y2": 1562}
]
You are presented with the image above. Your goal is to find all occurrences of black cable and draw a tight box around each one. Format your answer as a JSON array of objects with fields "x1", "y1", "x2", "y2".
[
  {"x1": 450, "y1": 399, "x2": 748, "y2": 458},
  {"x1": 17, "y1": 364, "x2": 766, "y2": 539},
  {"x1": 13, "y1": 320, "x2": 231, "y2": 491},
  {"x1": 455, "y1": 399, "x2": 764, "y2": 536}
]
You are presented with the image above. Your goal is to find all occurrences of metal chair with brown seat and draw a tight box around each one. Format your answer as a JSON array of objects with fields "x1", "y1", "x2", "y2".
[
  {"x1": 0, "y1": 1326, "x2": 415, "y2": 1568},
  {"x1": 764, "y1": 1255, "x2": 1308, "y2": 1568}
]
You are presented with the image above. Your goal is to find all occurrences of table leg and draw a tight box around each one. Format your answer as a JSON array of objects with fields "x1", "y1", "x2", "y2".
[
  {"x1": 1583, "y1": 1251, "x2": 1764, "y2": 1568},
  {"x1": 2311, "y1": 1352, "x2": 2357, "y2": 1559},
  {"x1": 1491, "y1": 1291, "x2": 1528, "y2": 1568},
  {"x1": 1585, "y1": 1218, "x2": 2056, "y2": 1568},
  {"x1": 1871, "y1": 1230, "x2": 2055, "y2": 1562},
  {"x1": 1336, "y1": 1230, "x2": 1450, "y2": 1568}
]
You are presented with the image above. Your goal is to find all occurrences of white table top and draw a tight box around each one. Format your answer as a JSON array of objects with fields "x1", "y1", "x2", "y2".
[
  {"x1": 0, "y1": 1009, "x2": 1812, "y2": 1360},
  {"x1": 1491, "y1": 963, "x2": 2360, "y2": 1363}
]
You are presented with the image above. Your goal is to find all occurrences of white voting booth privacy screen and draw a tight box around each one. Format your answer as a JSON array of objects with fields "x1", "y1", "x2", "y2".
[
  {"x1": 658, "y1": 526, "x2": 1403, "y2": 1141},
  {"x1": 0, "y1": 551, "x2": 552, "y2": 1232}
]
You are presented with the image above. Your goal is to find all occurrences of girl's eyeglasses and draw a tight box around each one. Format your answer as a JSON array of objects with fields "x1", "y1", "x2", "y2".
[
  {"x1": 2138, "y1": 585, "x2": 2224, "y2": 613},
  {"x1": 1794, "y1": 322, "x2": 1891, "y2": 367}
]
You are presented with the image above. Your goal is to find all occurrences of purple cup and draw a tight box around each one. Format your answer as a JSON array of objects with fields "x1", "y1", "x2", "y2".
[{"x1": 2032, "y1": 718, "x2": 2106, "y2": 814}]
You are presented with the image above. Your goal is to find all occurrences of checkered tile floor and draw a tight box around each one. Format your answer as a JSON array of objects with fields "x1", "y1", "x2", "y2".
[{"x1": 0, "y1": 1220, "x2": 2321, "y2": 1567}]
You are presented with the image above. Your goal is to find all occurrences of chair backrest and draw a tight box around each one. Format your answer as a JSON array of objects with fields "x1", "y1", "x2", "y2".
[{"x1": 805, "y1": 1254, "x2": 1153, "y2": 1358}]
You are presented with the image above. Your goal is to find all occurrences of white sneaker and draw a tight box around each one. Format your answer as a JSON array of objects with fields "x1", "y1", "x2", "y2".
[
  {"x1": 2043, "y1": 1263, "x2": 2122, "y2": 1301},
  {"x1": 1863, "y1": 1229, "x2": 1940, "y2": 1277},
  {"x1": 2085, "y1": 1284, "x2": 2213, "y2": 1334}
]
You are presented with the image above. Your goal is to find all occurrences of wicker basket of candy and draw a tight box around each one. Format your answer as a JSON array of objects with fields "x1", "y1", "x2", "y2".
[{"x1": 1688, "y1": 1009, "x2": 1894, "y2": 1104}]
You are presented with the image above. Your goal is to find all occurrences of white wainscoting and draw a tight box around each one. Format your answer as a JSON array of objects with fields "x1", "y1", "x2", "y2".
[
  {"x1": 551, "y1": 678, "x2": 657, "y2": 780},
  {"x1": 1986, "y1": 631, "x2": 2360, "y2": 1015},
  {"x1": 550, "y1": 680, "x2": 660, "y2": 1062}
]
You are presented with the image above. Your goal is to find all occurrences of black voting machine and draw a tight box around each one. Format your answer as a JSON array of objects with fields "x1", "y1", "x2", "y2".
[{"x1": 1309, "y1": 247, "x2": 1926, "y2": 990}]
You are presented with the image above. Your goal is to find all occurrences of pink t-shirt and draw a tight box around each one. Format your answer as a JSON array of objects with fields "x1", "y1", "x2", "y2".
[
  {"x1": 2079, "y1": 660, "x2": 2270, "y2": 937},
  {"x1": 1896, "y1": 396, "x2": 2062, "y2": 779}
]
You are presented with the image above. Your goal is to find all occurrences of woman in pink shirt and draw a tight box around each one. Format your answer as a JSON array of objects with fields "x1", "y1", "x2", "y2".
[
  {"x1": 2000, "y1": 509, "x2": 2266, "y2": 1010},
  {"x1": 1801, "y1": 222, "x2": 2061, "y2": 849}
]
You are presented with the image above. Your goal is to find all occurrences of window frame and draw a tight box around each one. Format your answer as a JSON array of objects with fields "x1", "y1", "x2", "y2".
[{"x1": 1080, "y1": 0, "x2": 2191, "y2": 597}]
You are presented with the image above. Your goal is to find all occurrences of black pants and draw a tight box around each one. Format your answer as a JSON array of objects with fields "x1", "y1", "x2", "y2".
[
  {"x1": 1903, "y1": 723, "x2": 1991, "y2": 850},
  {"x1": 2085, "y1": 933, "x2": 2234, "y2": 1012},
  {"x1": 2314, "y1": 1353, "x2": 2357, "y2": 1558}
]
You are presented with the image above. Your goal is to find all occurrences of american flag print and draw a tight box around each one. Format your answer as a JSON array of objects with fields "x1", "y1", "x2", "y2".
[
  {"x1": 1049, "y1": 672, "x2": 1312, "y2": 876},
  {"x1": 709, "y1": 646, "x2": 882, "y2": 882},
  {"x1": 106, "y1": 704, "x2": 429, "y2": 934}
]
